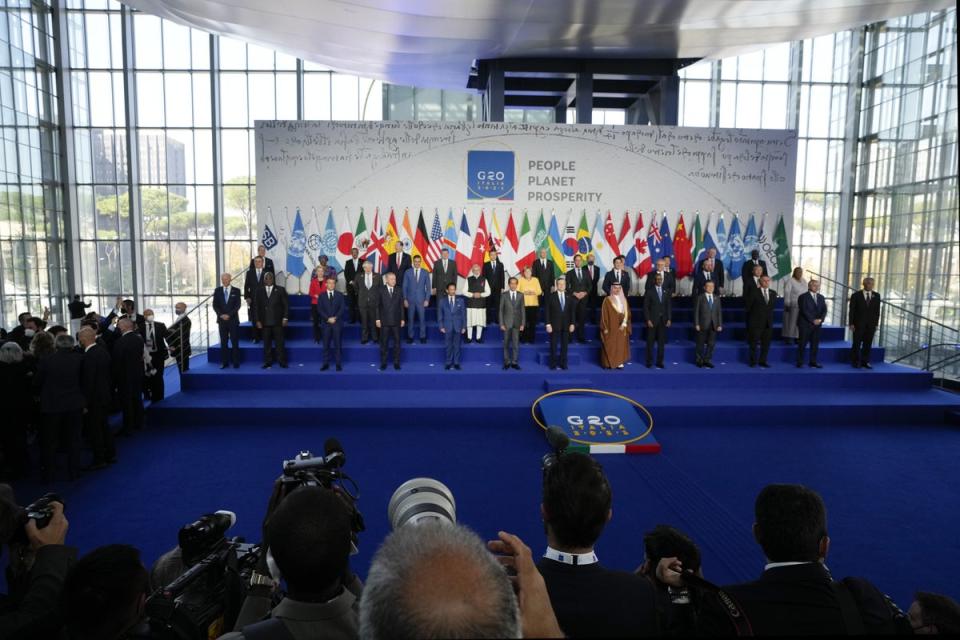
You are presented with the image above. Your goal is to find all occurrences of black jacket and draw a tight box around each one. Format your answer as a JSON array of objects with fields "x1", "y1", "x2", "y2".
[
  {"x1": 387, "y1": 253, "x2": 411, "y2": 282},
  {"x1": 375, "y1": 286, "x2": 404, "y2": 326},
  {"x1": 537, "y1": 559, "x2": 660, "y2": 637},
  {"x1": 35, "y1": 350, "x2": 85, "y2": 413},
  {"x1": 343, "y1": 258, "x2": 363, "y2": 293},
  {"x1": 244, "y1": 267, "x2": 268, "y2": 299},
  {"x1": 740, "y1": 258, "x2": 768, "y2": 281},
  {"x1": 849, "y1": 290, "x2": 881, "y2": 329},
  {"x1": 248, "y1": 256, "x2": 275, "y2": 273},
  {"x1": 483, "y1": 260, "x2": 506, "y2": 294},
  {"x1": 0, "y1": 544, "x2": 78, "y2": 639},
  {"x1": 81, "y1": 342, "x2": 113, "y2": 408},
  {"x1": 167, "y1": 315, "x2": 192, "y2": 357},
  {"x1": 644, "y1": 270, "x2": 676, "y2": 295},
  {"x1": 565, "y1": 266, "x2": 592, "y2": 295},
  {"x1": 745, "y1": 288, "x2": 778, "y2": 330},
  {"x1": 546, "y1": 291, "x2": 576, "y2": 330},
  {"x1": 140, "y1": 321, "x2": 169, "y2": 361},
  {"x1": 698, "y1": 563, "x2": 908, "y2": 636},
  {"x1": 602, "y1": 269, "x2": 632, "y2": 296},
  {"x1": 254, "y1": 286, "x2": 289, "y2": 327},
  {"x1": 643, "y1": 286, "x2": 672, "y2": 326},
  {"x1": 532, "y1": 258, "x2": 556, "y2": 295},
  {"x1": 112, "y1": 330, "x2": 145, "y2": 389}
]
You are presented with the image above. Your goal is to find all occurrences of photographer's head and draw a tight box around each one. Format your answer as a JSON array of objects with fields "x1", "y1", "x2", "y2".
[
  {"x1": 753, "y1": 484, "x2": 829, "y2": 563},
  {"x1": 640, "y1": 524, "x2": 701, "y2": 576},
  {"x1": 61, "y1": 544, "x2": 148, "y2": 640},
  {"x1": 360, "y1": 522, "x2": 520, "y2": 640},
  {"x1": 542, "y1": 452, "x2": 612, "y2": 551},
  {"x1": 265, "y1": 486, "x2": 353, "y2": 600}
]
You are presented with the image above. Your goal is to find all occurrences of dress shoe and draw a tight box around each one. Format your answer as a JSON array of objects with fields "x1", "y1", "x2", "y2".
[
  {"x1": 511, "y1": 364, "x2": 521, "y2": 370},
  {"x1": 646, "y1": 363, "x2": 652, "y2": 368},
  {"x1": 446, "y1": 364, "x2": 452, "y2": 370},
  {"x1": 361, "y1": 339, "x2": 368, "y2": 344},
  {"x1": 477, "y1": 337, "x2": 485, "y2": 343},
  {"x1": 749, "y1": 362, "x2": 756, "y2": 368},
  {"x1": 560, "y1": 365, "x2": 568, "y2": 370},
  {"x1": 220, "y1": 363, "x2": 227, "y2": 369},
  {"x1": 503, "y1": 364, "x2": 510, "y2": 370},
  {"x1": 696, "y1": 362, "x2": 703, "y2": 368},
  {"x1": 810, "y1": 362, "x2": 822, "y2": 368},
  {"x1": 863, "y1": 363, "x2": 873, "y2": 369},
  {"x1": 759, "y1": 362, "x2": 770, "y2": 368},
  {"x1": 379, "y1": 364, "x2": 387, "y2": 370},
  {"x1": 549, "y1": 365, "x2": 556, "y2": 370},
  {"x1": 656, "y1": 363, "x2": 665, "y2": 369},
  {"x1": 704, "y1": 362, "x2": 715, "y2": 369},
  {"x1": 420, "y1": 338, "x2": 427, "y2": 344},
  {"x1": 394, "y1": 364, "x2": 401, "y2": 370},
  {"x1": 464, "y1": 337, "x2": 472, "y2": 344},
  {"x1": 261, "y1": 363, "x2": 272, "y2": 369},
  {"x1": 852, "y1": 362, "x2": 861, "y2": 368},
  {"x1": 796, "y1": 362, "x2": 804, "y2": 368},
  {"x1": 233, "y1": 363, "x2": 240, "y2": 368},
  {"x1": 453, "y1": 364, "x2": 461, "y2": 370},
  {"x1": 279, "y1": 363, "x2": 288, "y2": 368},
  {"x1": 336, "y1": 365, "x2": 342, "y2": 371},
  {"x1": 321, "y1": 364, "x2": 329, "y2": 371},
  {"x1": 406, "y1": 338, "x2": 414, "y2": 344}
]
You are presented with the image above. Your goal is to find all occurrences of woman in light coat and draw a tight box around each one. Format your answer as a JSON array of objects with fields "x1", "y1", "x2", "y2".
[{"x1": 781, "y1": 267, "x2": 806, "y2": 344}]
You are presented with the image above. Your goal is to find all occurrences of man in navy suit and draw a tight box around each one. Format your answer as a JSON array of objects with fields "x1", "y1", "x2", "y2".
[
  {"x1": 244, "y1": 256, "x2": 268, "y2": 342},
  {"x1": 796, "y1": 280, "x2": 828, "y2": 368},
  {"x1": 602, "y1": 255, "x2": 632, "y2": 297},
  {"x1": 376, "y1": 271, "x2": 405, "y2": 370},
  {"x1": 213, "y1": 272, "x2": 242, "y2": 368},
  {"x1": 437, "y1": 282, "x2": 467, "y2": 370},
  {"x1": 388, "y1": 248, "x2": 412, "y2": 286},
  {"x1": 317, "y1": 277, "x2": 345, "y2": 371},
  {"x1": 248, "y1": 244, "x2": 275, "y2": 273},
  {"x1": 402, "y1": 255, "x2": 431, "y2": 344},
  {"x1": 848, "y1": 277, "x2": 882, "y2": 369}
]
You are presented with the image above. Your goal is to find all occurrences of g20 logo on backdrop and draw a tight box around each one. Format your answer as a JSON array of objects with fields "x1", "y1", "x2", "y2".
[{"x1": 466, "y1": 149, "x2": 515, "y2": 200}]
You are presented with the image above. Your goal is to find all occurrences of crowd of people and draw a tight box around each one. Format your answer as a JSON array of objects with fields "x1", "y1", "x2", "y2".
[
  {"x1": 221, "y1": 244, "x2": 884, "y2": 371},
  {"x1": 0, "y1": 464, "x2": 957, "y2": 638},
  {"x1": 0, "y1": 298, "x2": 192, "y2": 482}
]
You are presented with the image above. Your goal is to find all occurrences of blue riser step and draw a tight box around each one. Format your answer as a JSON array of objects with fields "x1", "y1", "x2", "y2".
[
  {"x1": 206, "y1": 340, "x2": 880, "y2": 364},
  {"x1": 269, "y1": 307, "x2": 787, "y2": 323}
]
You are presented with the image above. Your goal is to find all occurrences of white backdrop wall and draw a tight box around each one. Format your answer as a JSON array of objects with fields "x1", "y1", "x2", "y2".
[{"x1": 255, "y1": 121, "x2": 796, "y2": 294}]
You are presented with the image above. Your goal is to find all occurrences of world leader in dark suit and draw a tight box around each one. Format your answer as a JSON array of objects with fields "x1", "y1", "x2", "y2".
[
  {"x1": 437, "y1": 282, "x2": 466, "y2": 370},
  {"x1": 796, "y1": 280, "x2": 828, "y2": 368},
  {"x1": 499, "y1": 278, "x2": 525, "y2": 369},
  {"x1": 431, "y1": 248, "x2": 457, "y2": 304},
  {"x1": 112, "y1": 318, "x2": 145, "y2": 435},
  {"x1": 848, "y1": 277, "x2": 881, "y2": 369},
  {"x1": 693, "y1": 280, "x2": 723, "y2": 368},
  {"x1": 343, "y1": 248, "x2": 362, "y2": 323},
  {"x1": 483, "y1": 249, "x2": 506, "y2": 324},
  {"x1": 254, "y1": 271, "x2": 289, "y2": 368},
  {"x1": 354, "y1": 261, "x2": 382, "y2": 343},
  {"x1": 244, "y1": 256, "x2": 268, "y2": 342},
  {"x1": 248, "y1": 245, "x2": 275, "y2": 273},
  {"x1": 140, "y1": 309, "x2": 169, "y2": 402},
  {"x1": 78, "y1": 327, "x2": 115, "y2": 467},
  {"x1": 387, "y1": 249, "x2": 412, "y2": 285},
  {"x1": 565, "y1": 254, "x2": 591, "y2": 343},
  {"x1": 745, "y1": 276, "x2": 777, "y2": 368},
  {"x1": 317, "y1": 277, "x2": 345, "y2": 371},
  {"x1": 376, "y1": 272, "x2": 405, "y2": 370},
  {"x1": 545, "y1": 278, "x2": 576, "y2": 370},
  {"x1": 167, "y1": 302, "x2": 192, "y2": 372},
  {"x1": 34, "y1": 334, "x2": 86, "y2": 481},
  {"x1": 643, "y1": 273, "x2": 672, "y2": 368},
  {"x1": 740, "y1": 249, "x2": 768, "y2": 281},
  {"x1": 602, "y1": 256, "x2": 632, "y2": 296},
  {"x1": 213, "y1": 272, "x2": 242, "y2": 368}
]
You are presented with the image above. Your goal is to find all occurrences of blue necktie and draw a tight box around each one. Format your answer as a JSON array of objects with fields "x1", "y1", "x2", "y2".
[
  {"x1": 657, "y1": 287, "x2": 662, "y2": 301},
  {"x1": 223, "y1": 287, "x2": 229, "y2": 303},
  {"x1": 560, "y1": 295, "x2": 565, "y2": 311}
]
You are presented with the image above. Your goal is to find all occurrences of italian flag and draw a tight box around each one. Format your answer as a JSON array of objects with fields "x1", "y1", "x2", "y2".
[{"x1": 515, "y1": 210, "x2": 536, "y2": 272}]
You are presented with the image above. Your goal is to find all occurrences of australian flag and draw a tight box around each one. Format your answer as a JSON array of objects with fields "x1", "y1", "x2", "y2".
[{"x1": 287, "y1": 209, "x2": 307, "y2": 278}]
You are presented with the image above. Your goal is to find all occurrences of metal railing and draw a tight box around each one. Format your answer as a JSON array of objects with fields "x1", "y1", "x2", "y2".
[{"x1": 810, "y1": 271, "x2": 960, "y2": 387}]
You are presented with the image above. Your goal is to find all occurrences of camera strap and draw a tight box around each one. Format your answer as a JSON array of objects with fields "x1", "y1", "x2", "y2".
[{"x1": 241, "y1": 617, "x2": 296, "y2": 640}]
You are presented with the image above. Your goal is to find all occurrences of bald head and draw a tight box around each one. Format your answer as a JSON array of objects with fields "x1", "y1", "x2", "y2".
[
  {"x1": 360, "y1": 523, "x2": 520, "y2": 639},
  {"x1": 77, "y1": 326, "x2": 97, "y2": 348},
  {"x1": 117, "y1": 318, "x2": 134, "y2": 333}
]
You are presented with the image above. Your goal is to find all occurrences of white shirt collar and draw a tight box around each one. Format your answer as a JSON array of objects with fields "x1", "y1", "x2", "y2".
[
  {"x1": 764, "y1": 560, "x2": 828, "y2": 571},
  {"x1": 544, "y1": 546, "x2": 598, "y2": 566},
  {"x1": 84, "y1": 343, "x2": 96, "y2": 352}
]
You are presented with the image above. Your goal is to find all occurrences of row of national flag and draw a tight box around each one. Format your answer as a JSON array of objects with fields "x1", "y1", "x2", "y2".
[{"x1": 268, "y1": 207, "x2": 791, "y2": 282}]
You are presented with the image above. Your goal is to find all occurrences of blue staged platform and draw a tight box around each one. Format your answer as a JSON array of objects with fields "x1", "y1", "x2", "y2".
[{"x1": 7, "y1": 295, "x2": 959, "y2": 609}]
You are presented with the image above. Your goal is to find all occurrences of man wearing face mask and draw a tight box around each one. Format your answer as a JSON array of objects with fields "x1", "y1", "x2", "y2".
[
  {"x1": 139, "y1": 309, "x2": 169, "y2": 402},
  {"x1": 10, "y1": 314, "x2": 37, "y2": 351},
  {"x1": 166, "y1": 302, "x2": 192, "y2": 373}
]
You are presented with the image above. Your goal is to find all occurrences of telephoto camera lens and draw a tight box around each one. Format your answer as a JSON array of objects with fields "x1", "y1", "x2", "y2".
[{"x1": 387, "y1": 478, "x2": 456, "y2": 529}]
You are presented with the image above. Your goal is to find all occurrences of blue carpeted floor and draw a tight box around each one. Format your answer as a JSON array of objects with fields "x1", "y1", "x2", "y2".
[{"x1": 5, "y1": 387, "x2": 958, "y2": 608}]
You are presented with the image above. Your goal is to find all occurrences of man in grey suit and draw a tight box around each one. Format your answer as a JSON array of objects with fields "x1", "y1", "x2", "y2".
[
  {"x1": 431, "y1": 247, "x2": 457, "y2": 306},
  {"x1": 693, "y1": 280, "x2": 723, "y2": 368},
  {"x1": 354, "y1": 260, "x2": 381, "y2": 344},
  {"x1": 499, "y1": 277, "x2": 525, "y2": 370}
]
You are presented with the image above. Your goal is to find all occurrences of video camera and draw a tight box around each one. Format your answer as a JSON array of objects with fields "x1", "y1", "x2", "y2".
[{"x1": 131, "y1": 440, "x2": 364, "y2": 639}]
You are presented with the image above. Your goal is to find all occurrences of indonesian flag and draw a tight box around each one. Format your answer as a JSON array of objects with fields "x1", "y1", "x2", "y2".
[
  {"x1": 501, "y1": 209, "x2": 520, "y2": 277},
  {"x1": 515, "y1": 210, "x2": 536, "y2": 273},
  {"x1": 455, "y1": 209, "x2": 473, "y2": 277},
  {"x1": 472, "y1": 209, "x2": 489, "y2": 268}
]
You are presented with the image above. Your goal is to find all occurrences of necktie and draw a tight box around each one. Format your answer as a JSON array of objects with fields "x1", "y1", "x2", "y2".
[
  {"x1": 415, "y1": 269, "x2": 420, "y2": 281},
  {"x1": 615, "y1": 271, "x2": 620, "y2": 283},
  {"x1": 223, "y1": 287, "x2": 229, "y2": 301},
  {"x1": 560, "y1": 294, "x2": 565, "y2": 310},
  {"x1": 492, "y1": 261, "x2": 496, "y2": 270},
  {"x1": 147, "y1": 323, "x2": 154, "y2": 347},
  {"x1": 512, "y1": 292, "x2": 516, "y2": 303},
  {"x1": 755, "y1": 277, "x2": 759, "y2": 287},
  {"x1": 449, "y1": 296, "x2": 454, "y2": 306},
  {"x1": 542, "y1": 259, "x2": 546, "y2": 269},
  {"x1": 588, "y1": 266, "x2": 593, "y2": 278},
  {"x1": 763, "y1": 289, "x2": 768, "y2": 303},
  {"x1": 706, "y1": 272, "x2": 711, "y2": 280},
  {"x1": 866, "y1": 292, "x2": 870, "y2": 303},
  {"x1": 388, "y1": 287, "x2": 393, "y2": 295},
  {"x1": 707, "y1": 295, "x2": 713, "y2": 307},
  {"x1": 657, "y1": 287, "x2": 662, "y2": 301},
  {"x1": 329, "y1": 292, "x2": 333, "y2": 300},
  {"x1": 577, "y1": 268, "x2": 581, "y2": 281},
  {"x1": 257, "y1": 269, "x2": 261, "y2": 281},
  {"x1": 366, "y1": 274, "x2": 371, "y2": 287}
]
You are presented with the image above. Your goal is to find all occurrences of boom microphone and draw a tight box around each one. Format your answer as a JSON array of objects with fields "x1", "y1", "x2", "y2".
[
  {"x1": 324, "y1": 438, "x2": 346, "y2": 468},
  {"x1": 545, "y1": 426, "x2": 569, "y2": 453}
]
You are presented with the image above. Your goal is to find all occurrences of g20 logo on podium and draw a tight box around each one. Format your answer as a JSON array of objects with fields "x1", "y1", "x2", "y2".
[
  {"x1": 467, "y1": 150, "x2": 515, "y2": 200},
  {"x1": 532, "y1": 389, "x2": 661, "y2": 454}
]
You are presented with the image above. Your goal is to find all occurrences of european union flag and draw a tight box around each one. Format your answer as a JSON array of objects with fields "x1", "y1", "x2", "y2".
[{"x1": 287, "y1": 209, "x2": 307, "y2": 278}]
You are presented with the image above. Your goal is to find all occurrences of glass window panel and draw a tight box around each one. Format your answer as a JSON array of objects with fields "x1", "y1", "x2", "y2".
[
  {"x1": 275, "y1": 51, "x2": 297, "y2": 70},
  {"x1": 360, "y1": 79, "x2": 382, "y2": 120},
  {"x1": 219, "y1": 73, "x2": 248, "y2": 127},
  {"x1": 164, "y1": 73, "x2": 193, "y2": 127},
  {"x1": 133, "y1": 14, "x2": 162, "y2": 69},
  {"x1": 193, "y1": 129, "x2": 213, "y2": 184},
  {"x1": 276, "y1": 72, "x2": 297, "y2": 119},
  {"x1": 331, "y1": 74, "x2": 359, "y2": 119},
  {"x1": 246, "y1": 43, "x2": 275, "y2": 70},
  {"x1": 811, "y1": 34, "x2": 836, "y2": 82},
  {"x1": 84, "y1": 13, "x2": 111, "y2": 68},
  {"x1": 135, "y1": 72, "x2": 164, "y2": 126},
  {"x1": 806, "y1": 85, "x2": 831, "y2": 137},
  {"x1": 804, "y1": 139, "x2": 828, "y2": 191},
  {"x1": 218, "y1": 37, "x2": 246, "y2": 70},
  {"x1": 681, "y1": 60, "x2": 711, "y2": 80},
  {"x1": 681, "y1": 81, "x2": 710, "y2": 127},
  {"x1": 88, "y1": 72, "x2": 115, "y2": 126},
  {"x1": 761, "y1": 83, "x2": 788, "y2": 128},
  {"x1": 191, "y1": 30, "x2": 210, "y2": 69},
  {"x1": 385, "y1": 84, "x2": 412, "y2": 121},
  {"x1": 162, "y1": 21, "x2": 191, "y2": 69},
  {"x1": 192, "y1": 73, "x2": 211, "y2": 126},
  {"x1": 737, "y1": 49, "x2": 765, "y2": 81},
  {"x1": 763, "y1": 42, "x2": 791, "y2": 81},
  {"x1": 304, "y1": 72, "x2": 331, "y2": 119},
  {"x1": 735, "y1": 83, "x2": 762, "y2": 127},
  {"x1": 415, "y1": 88, "x2": 441, "y2": 120},
  {"x1": 718, "y1": 81, "x2": 736, "y2": 127},
  {"x1": 247, "y1": 73, "x2": 276, "y2": 124},
  {"x1": 220, "y1": 129, "x2": 249, "y2": 181}
]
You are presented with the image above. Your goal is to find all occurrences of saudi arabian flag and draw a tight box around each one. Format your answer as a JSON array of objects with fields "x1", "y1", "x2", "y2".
[
  {"x1": 773, "y1": 214, "x2": 792, "y2": 279},
  {"x1": 534, "y1": 210, "x2": 548, "y2": 250},
  {"x1": 692, "y1": 213, "x2": 704, "y2": 263}
]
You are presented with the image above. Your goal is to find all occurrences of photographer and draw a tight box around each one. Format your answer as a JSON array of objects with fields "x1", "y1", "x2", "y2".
[
  {"x1": 0, "y1": 486, "x2": 74, "y2": 639},
  {"x1": 220, "y1": 486, "x2": 360, "y2": 640},
  {"x1": 61, "y1": 544, "x2": 149, "y2": 640},
  {"x1": 636, "y1": 525, "x2": 704, "y2": 636}
]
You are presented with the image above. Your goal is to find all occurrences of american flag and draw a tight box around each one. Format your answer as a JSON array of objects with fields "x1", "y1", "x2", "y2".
[{"x1": 425, "y1": 209, "x2": 445, "y2": 266}]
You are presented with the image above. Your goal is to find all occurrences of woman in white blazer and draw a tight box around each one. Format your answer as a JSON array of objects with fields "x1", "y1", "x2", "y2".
[{"x1": 781, "y1": 267, "x2": 807, "y2": 344}]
